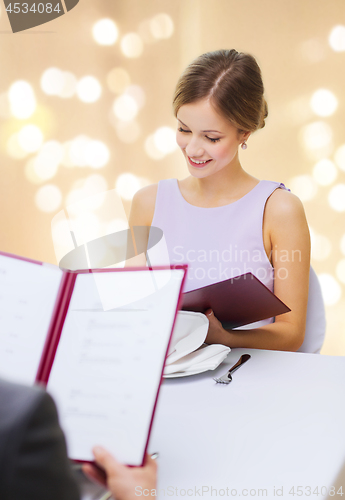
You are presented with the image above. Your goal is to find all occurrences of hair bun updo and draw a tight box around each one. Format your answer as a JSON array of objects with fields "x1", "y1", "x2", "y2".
[
  {"x1": 173, "y1": 49, "x2": 268, "y2": 133},
  {"x1": 260, "y1": 99, "x2": 268, "y2": 129}
]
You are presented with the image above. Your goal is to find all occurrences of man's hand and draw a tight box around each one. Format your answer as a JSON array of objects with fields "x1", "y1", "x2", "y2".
[{"x1": 82, "y1": 447, "x2": 157, "y2": 500}]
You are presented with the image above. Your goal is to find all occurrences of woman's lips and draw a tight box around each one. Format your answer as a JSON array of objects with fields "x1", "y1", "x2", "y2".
[{"x1": 187, "y1": 156, "x2": 212, "y2": 168}]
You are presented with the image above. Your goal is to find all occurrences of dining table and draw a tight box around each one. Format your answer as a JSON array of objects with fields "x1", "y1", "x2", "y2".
[
  {"x1": 79, "y1": 347, "x2": 345, "y2": 499},
  {"x1": 148, "y1": 348, "x2": 345, "y2": 499}
]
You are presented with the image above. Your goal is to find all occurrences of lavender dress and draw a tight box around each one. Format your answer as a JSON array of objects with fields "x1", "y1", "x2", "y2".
[{"x1": 147, "y1": 179, "x2": 289, "y2": 328}]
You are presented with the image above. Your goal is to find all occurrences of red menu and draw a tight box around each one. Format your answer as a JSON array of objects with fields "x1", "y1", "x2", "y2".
[
  {"x1": 0, "y1": 250, "x2": 186, "y2": 465},
  {"x1": 182, "y1": 272, "x2": 290, "y2": 328}
]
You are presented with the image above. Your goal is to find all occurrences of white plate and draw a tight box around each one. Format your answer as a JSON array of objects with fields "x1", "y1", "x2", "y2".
[{"x1": 163, "y1": 365, "x2": 215, "y2": 378}]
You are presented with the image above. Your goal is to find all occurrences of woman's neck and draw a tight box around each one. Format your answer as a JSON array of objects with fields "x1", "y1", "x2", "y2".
[{"x1": 185, "y1": 164, "x2": 258, "y2": 206}]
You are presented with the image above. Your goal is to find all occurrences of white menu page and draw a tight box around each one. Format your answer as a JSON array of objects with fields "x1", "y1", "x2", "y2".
[
  {"x1": 0, "y1": 254, "x2": 64, "y2": 385},
  {"x1": 47, "y1": 268, "x2": 185, "y2": 465}
]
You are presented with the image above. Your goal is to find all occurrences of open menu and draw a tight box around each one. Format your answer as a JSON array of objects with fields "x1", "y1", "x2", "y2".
[
  {"x1": 0, "y1": 250, "x2": 187, "y2": 465},
  {"x1": 182, "y1": 272, "x2": 290, "y2": 328}
]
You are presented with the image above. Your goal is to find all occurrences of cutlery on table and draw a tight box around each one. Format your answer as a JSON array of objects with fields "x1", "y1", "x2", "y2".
[{"x1": 213, "y1": 354, "x2": 251, "y2": 384}]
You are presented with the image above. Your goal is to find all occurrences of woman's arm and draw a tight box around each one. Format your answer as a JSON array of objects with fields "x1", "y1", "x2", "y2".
[
  {"x1": 206, "y1": 189, "x2": 310, "y2": 352},
  {"x1": 125, "y1": 185, "x2": 158, "y2": 267}
]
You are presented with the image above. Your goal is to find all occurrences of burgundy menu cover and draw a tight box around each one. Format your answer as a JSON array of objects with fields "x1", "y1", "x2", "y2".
[
  {"x1": 0, "y1": 250, "x2": 187, "y2": 466},
  {"x1": 182, "y1": 272, "x2": 290, "y2": 328}
]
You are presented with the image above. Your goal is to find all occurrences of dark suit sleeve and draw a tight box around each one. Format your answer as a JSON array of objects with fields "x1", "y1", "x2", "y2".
[{"x1": 11, "y1": 390, "x2": 80, "y2": 500}]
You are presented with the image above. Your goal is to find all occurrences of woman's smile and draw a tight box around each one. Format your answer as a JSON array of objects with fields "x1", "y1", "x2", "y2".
[{"x1": 187, "y1": 156, "x2": 213, "y2": 168}]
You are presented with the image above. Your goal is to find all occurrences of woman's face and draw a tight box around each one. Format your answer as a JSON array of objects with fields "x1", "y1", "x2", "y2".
[{"x1": 176, "y1": 98, "x2": 248, "y2": 178}]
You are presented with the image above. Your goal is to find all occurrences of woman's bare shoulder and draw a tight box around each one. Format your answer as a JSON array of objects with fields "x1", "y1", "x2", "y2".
[
  {"x1": 266, "y1": 186, "x2": 307, "y2": 223},
  {"x1": 129, "y1": 184, "x2": 158, "y2": 226}
]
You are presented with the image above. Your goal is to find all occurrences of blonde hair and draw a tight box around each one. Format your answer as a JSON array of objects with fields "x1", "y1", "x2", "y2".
[{"x1": 173, "y1": 49, "x2": 268, "y2": 133}]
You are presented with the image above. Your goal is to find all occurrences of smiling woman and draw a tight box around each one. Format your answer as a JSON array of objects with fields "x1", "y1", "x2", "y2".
[
  {"x1": 128, "y1": 49, "x2": 311, "y2": 353},
  {"x1": 175, "y1": 99, "x2": 248, "y2": 180}
]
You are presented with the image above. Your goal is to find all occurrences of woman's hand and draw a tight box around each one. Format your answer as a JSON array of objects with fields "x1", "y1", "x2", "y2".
[{"x1": 205, "y1": 309, "x2": 229, "y2": 345}]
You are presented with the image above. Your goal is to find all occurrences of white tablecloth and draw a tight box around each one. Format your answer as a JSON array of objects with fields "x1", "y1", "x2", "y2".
[{"x1": 148, "y1": 348, "x2": 345, "y2": 499}]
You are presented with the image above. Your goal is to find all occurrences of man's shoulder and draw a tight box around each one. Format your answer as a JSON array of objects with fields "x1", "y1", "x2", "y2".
[
  {"x1": 0, "y1": 379, "x2": 49, "y2": 432},
  {"x1": 0, "y1": 379, "x2": 80, "y2": 500}
]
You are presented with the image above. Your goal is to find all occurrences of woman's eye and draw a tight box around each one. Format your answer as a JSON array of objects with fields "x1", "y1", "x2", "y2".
[
  {"x1": 178, "y1": 127, "x2": 190, "y2": 133},
  {"x1": 206, "y1": 136, "x2": 221, "y2": 143}
]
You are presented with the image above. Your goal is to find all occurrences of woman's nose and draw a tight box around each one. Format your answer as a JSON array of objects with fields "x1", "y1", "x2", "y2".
[{"x1": 185, "y1": 137, "x2": 204, "y2": 157}]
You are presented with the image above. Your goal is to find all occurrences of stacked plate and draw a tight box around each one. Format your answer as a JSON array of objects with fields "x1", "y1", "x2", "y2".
[{"x1": 164, "y1": 311, "x2": 230, "y2": 378}]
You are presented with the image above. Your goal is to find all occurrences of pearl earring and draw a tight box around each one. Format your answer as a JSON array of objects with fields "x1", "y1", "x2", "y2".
[{"x1": 241, "y1": 141, "x2": 247, "y2": 150}]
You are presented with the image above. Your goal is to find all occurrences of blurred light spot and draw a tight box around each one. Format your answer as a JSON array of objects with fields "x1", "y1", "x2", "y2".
[
  {"x1": 329, "y1": 25, "x2": 345, "y2": 52},
  {"x1": 6, "y1": 134, "x2": 28, "y2": 159},
  {"x1": 61, "y1": 141, "x2": 75, "y2": 168},
  {"x1": 92, "y1": 18, "x2": 118, "y2": 45},
  {"x1": 70, "y1": 212, "x2": 101, "y2": 242},
  {"x1": 138, "y1": 19, "x2": 156, "y2": 44},
  {"x1": 69, "y1": 135, "x2": 90, "y2": 166},
  {"x1": 59, "y1": 72, "x2": 77, "y2": 98},
  {"x1": 25, "y1": 158, "x2": 44, "y2": 184},
  {"x1": 318, "y1": 273, "x2": 342, "y2": 305},
  {"x1": 116, "y1": 173, "x2": 142, "y2": 200},
  {"x1": 113, "y1": 94, "x2": 138, "y2": 121},
  {"x1": 65, "y1": 136, "x2": 108, "y2": 168},
  {"x1": 144, "y1": 135, "x2": 165, "y2": 160},
  {"x1": 35, "y1": 185, "x2": 62, "y2": 212},
  {"x1": 310, "y1": 233, "x2": 332, "y2": 261},
  {"x1": 300, "y1": 121, "x2": 333, "y2": 151},
  {"x1": 312, "y1": 159, "x2": 338, "y2": 186},
  {"x1": 32, "y1": 141, "x2": 64, "y2": 180},
  {"x1": 41, "y1": 68, "x2": 64, "y2": 96},
  {"x1": 114, "y1": 120, "x2": 141, "y2": 144},
  {"x1": 124, "y1": 85, "x2": 146, "y2": 109},
  {"x1": 85, "y1": 140, "x2": 110, "y2": 168},
  {"x1": 0, "y1": 92, "x2": 11, "y2": 118},
  {"x1": 153, "y1": 126, "x2": 177, "y2": 154},
  {"x1": 300, "y1": 121, "x2": 333, "y2": 160},
  {"x1": 149, "y1": 13, "x2": 174, "y2": 39},
  {"x1": 300, "y1": 38, "x2": 326, "y2": 63},
  {"x1": 106, "y1": 218, "x2": 128, "y2": 234},
  {"x1": 334, "y1": 144, "x2": 345, "y2": 171},
  {"x1": 340, "y1": 234, "x2": 345, "y2": 255},
  {"x1": 33, "y1": 157, "x2": 58, "y2": 181},
  {"x1": 120, "y1": 33, "x2": 143, "y2": 58},
  {"x1": 328, "y1": 184, "x2": 345, "y2": 212},
  {"x1": 41, "y1": 69, "x2": 77, "y2": 99},
  {"x1": 8, "y1": 81, "x2": 36, "y2": 119},
  {"x1": 18, "y1": 124, "x2": 43, "y2": 153},
  {"x1": 289, "y1": 175, "x2": 317, "y2": 201},
  {"x1": 285, "y1": 96, "x2": 312, "y2": 126},
  {"x1": 107, "y1": 67, "x2": 130, "y2": 94},
  {"x1": 310, "y1": 89, "x2": 338, "y2": 117},
  {"x1": 76, "y1": 76, "x2": 102, "y2": 103},
  {"x1": 83, "y1": 175, "x2": 108, "y2": 196},
  {"x1": 66, "y1": 175, "x2": 108, "y2": 211},
  {"x1": 336, "y1": 259, "x2": 345, "y2": 284}
]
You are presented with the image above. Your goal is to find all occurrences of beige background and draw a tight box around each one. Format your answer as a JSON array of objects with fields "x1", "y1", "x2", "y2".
[{"x1": 0, "y1": 0, "x2": 344, "y2": 355}]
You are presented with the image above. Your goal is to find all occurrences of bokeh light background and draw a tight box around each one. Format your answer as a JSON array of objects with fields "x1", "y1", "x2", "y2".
[{"x1": 0, "y1": 0, "x2": 344, "y2": 355}]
